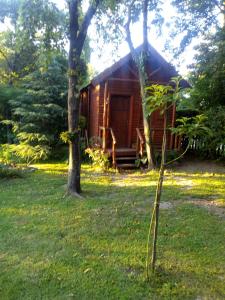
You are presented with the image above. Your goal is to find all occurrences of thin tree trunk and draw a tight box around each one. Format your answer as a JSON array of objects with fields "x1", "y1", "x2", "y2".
[
  {"x1": 139, "y1": 74, "x2": 155, "y2": 168},
  {"x1": 125, "y1": 0, "x2": 155, "y2": 169},
  {"x1": 151, "y1": 110, "x2": 167, "y2": 272}
]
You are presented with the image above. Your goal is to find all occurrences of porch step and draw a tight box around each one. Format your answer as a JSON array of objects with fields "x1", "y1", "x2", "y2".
[
  {"x1": 115, "y1": 155, "x2": 137, "y2": 169},
  {"x1": 116, "y1": 163, "x2": 137, "y2": 169},
  {"x1": 116, "y1": 156, "x2": 137, "y2": 161}
]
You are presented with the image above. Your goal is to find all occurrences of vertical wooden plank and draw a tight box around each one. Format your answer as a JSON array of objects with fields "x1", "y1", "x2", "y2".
[
  {"x1": 102, "y1": 81, "x2": 108, "y2": 150},
  {"x1": 170, "y1": 103, "x2": 176, "y2": 149},
  {"x1": 87, "y1": 87, "x2": 90, "y2": 138},
  {"x1": 128, "y1": 95, "x2": 134, "y2": 147}
]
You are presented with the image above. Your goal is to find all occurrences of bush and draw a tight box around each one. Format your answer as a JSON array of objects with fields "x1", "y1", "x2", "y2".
[
  {"x1": 0, "y1": 143, "x2": 50, "y2": 165},
  {"x1": 85, "y1": 147, "x2": 109, "y2": 171}
]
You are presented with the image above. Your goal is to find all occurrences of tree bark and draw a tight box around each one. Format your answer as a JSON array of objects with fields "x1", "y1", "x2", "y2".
[
  {"x1": 139, "y1": 72, "x2": 155, "y2": 168},
  {"x1": 67, "y1": 75, "x2": 81, "y2": 194},
  {"x1": 125, "y1": 0, "x2": 155, "y2": 169},
  {"x1": 67, "y1": 0, "x2": 100, "y2": 195}
]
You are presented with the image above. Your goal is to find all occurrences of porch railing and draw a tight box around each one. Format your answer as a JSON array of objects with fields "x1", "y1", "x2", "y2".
[
  {"x1": 99, "y1": 126, "x2": 117, "y2": 167},
  {"x1": 109, "y1": 128, "x2": 117, "y2": 167},
  {"x1": 136, "y1": 128, "x2": 182, "y2": 152}
]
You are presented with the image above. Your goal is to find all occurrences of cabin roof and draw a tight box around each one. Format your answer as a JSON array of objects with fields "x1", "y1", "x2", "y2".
[{"x1": 82, "y1": 43, "x2": 189, "y2": 89}]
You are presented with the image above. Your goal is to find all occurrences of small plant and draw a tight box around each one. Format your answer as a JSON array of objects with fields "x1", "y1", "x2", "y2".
[
  {"x1": 135, "y1": 156, "x2": 148, "y2": 168},
  {"x1": 85, "y1": 147, "x2": 109, "y2": 171},
  {"x1": 145, "y1": 80, "x2": 212, "y2": 278},
  {"x1": 60, "y1": 130, "x2": 80, "y2": 143}
]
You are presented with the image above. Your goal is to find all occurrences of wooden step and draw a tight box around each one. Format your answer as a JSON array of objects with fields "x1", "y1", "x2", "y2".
[
  {"x1": 107, "y1": 148, "x2": 136, "y2": 157},
  {"x1": 117, "y1": 163, "x2": 137, "y2": 169},
  {"x1": 116, "y1": 156, "x2": 137, "y2": 161}
]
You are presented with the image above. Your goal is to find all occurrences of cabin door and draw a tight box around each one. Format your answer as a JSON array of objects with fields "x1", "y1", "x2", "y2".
[{"x1": 109, "y1": 95, "x2": 131, "y2": 148}]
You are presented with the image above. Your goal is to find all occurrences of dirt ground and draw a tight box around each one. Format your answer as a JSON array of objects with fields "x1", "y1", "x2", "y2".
[
  {"x1": 170, "y1": 157, "x2": 225, "y2": 218},
  {"x1": 171, "y1": 156, "x2": 225, "y2": 174}
]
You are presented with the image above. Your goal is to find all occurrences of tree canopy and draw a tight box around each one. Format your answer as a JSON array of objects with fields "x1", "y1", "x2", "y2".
[{"x1": 0, "y1": 0, "x2": 66, "y2": 84}]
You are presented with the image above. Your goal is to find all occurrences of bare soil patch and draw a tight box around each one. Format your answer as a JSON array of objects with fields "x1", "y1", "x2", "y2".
[
  {"x1": 185, "y1": 199, "x2": 225, "y2": 219},
  {"x1": 171, "y1": 157, "x2": 225, "y2": 174}
]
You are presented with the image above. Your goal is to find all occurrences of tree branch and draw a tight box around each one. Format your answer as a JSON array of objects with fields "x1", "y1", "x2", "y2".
[
  {"x1": 143, "y1": 0, "x2": 148, "y2": 50},
  {"x1": 165, "y1": 141, "x2": 190, "y2": 166},
  {"x1": 125, "y1": 0, "x2": 136, "y2": 59},
  {"x1": 68, "y1": 0, "x2": 79, "y2": 40},
  {"x1": 77, "y1": 0, "x2": 101, "y2": 56}
]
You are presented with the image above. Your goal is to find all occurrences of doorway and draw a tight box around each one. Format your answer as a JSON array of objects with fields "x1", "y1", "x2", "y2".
[{"x1": 109, "y1": 95, "x2": 131, "y2": 148}]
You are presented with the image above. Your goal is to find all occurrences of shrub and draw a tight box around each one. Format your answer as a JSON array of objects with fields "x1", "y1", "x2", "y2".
[
  {"x1": 85, "y1": 147, "x2": 109, "y2": 171},
  {"x1": 0, "y1": 143, "x2": 50, "y2": 165}
]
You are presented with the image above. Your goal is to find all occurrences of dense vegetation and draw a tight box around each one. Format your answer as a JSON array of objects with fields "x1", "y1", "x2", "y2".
[
  {"x1": 179, "y1": 27, "x2": 225, "y2": 159},
  {"x1": 0, "y1": 0, "x2": 68, "y2": 164}
]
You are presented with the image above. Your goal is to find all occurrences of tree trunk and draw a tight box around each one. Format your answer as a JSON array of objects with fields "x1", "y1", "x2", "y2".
[
  {"x1": 67, "y1": 0, "x2": 81, "y2": 195},
  {"x1": 151, "y1": 110, "x2": 167, "y2": 272},
  {"x1": 67, "y1": 75, "x2": 81, "y2": 194},
  {"x1": 125, "y1": 0, "x2": 155, "y2": 169},
  {"x1": 139, "y1": 72, "x2": 155, "y2": 168},
  {"x1": 67, "y1": 0, "x2": 100, "y2": 195}
]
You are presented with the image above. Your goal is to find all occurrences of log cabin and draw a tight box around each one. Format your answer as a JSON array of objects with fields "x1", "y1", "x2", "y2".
[{"x1": 80, "y1": 44, "x2": 188, "y2": 168}]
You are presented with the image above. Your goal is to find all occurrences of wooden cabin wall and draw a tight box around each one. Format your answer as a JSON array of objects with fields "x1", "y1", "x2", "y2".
[
  {"x1": 83, "y1": 58, "x2": 177, "y2": 149},
  {"x1": 138, "y1": 106, "x2": 174, "y2": 150},
  {"x1": 98, "y1": 79, "x2": 142, "y2": 148},
  {"x1": 99, "y1": 82, "x2": 105, "y2": 128},
  {"x1": 80, "y1": 91, "x2": 88, "y2": 119},
  {"x1": 96, "y1": 84, "x2": 175, "y2": 150},
  {"x1": 89, "y1": 85, "x2": 100, "y2": 138}
]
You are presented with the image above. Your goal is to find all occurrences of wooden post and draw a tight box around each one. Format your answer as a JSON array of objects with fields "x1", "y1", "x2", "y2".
[
  {"x1": 110, "y1": 128, "x2": 117, "y2": 168},
  {"x1": 112, "y1": 141, "x2": 116, "y2": 168},
  {"x1": 102, "y1": 81, "x2": 108, "y2": 151},
  {"x1": 106, "y1": 94, "x2": 110, "y2": 149},
  {"x1": 128, "y1": 96, "x2": 134, "y2": 147}
]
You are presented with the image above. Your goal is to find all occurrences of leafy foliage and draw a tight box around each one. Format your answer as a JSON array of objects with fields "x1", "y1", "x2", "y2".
[
  {"x1": 0, "y1": 0, "x2": 66, "y2": 84},
  {"x1": 85, "y1": 147, "x2": 109, "y2": 171},
  {"x1": 1, "y1": 54, "x2": 67, "y2": 164},
  {"x1": 145, "y1": 77, "x2": 184, "y2": 116},
  {"x1": 186, "y1": 28, "x2": 225, "y2": 158},
  {"x1": 190, "y1": 28, "x2": 225, "y2": 110},
  {"x1": 0, "y1": 85, "x2": 23, "y2": 143},
  {"x1": 169, "y1": 0, "x2": 223, "y2": 53},
  {"x1": 0, "y1": 143, "x2": 50, "y2": 165},
  {"x1": 60, "y1": 130, "x2": 80, "y2": 144},
  {"x1": 172, "y1": 115, "x2": 212, "y2": 140}
]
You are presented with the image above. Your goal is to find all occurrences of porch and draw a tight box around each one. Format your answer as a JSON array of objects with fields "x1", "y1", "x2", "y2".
[{"x1": 99, "y1": 126, "x2": 182, "y2": 168}]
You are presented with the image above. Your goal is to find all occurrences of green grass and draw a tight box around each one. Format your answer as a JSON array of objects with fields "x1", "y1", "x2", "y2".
[{"x1": 0, "y1": 162, "x2": 225, "y2": 299}]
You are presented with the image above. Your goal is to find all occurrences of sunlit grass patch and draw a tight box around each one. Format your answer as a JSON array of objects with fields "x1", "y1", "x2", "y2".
[{"x1": 0, "y1": 161, "x2": 224, "y2": 299}]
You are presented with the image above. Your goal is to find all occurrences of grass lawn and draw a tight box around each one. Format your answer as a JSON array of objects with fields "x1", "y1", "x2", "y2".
[{"x1": 0, "y1": 160, "x2": 225, "y2": 299}]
